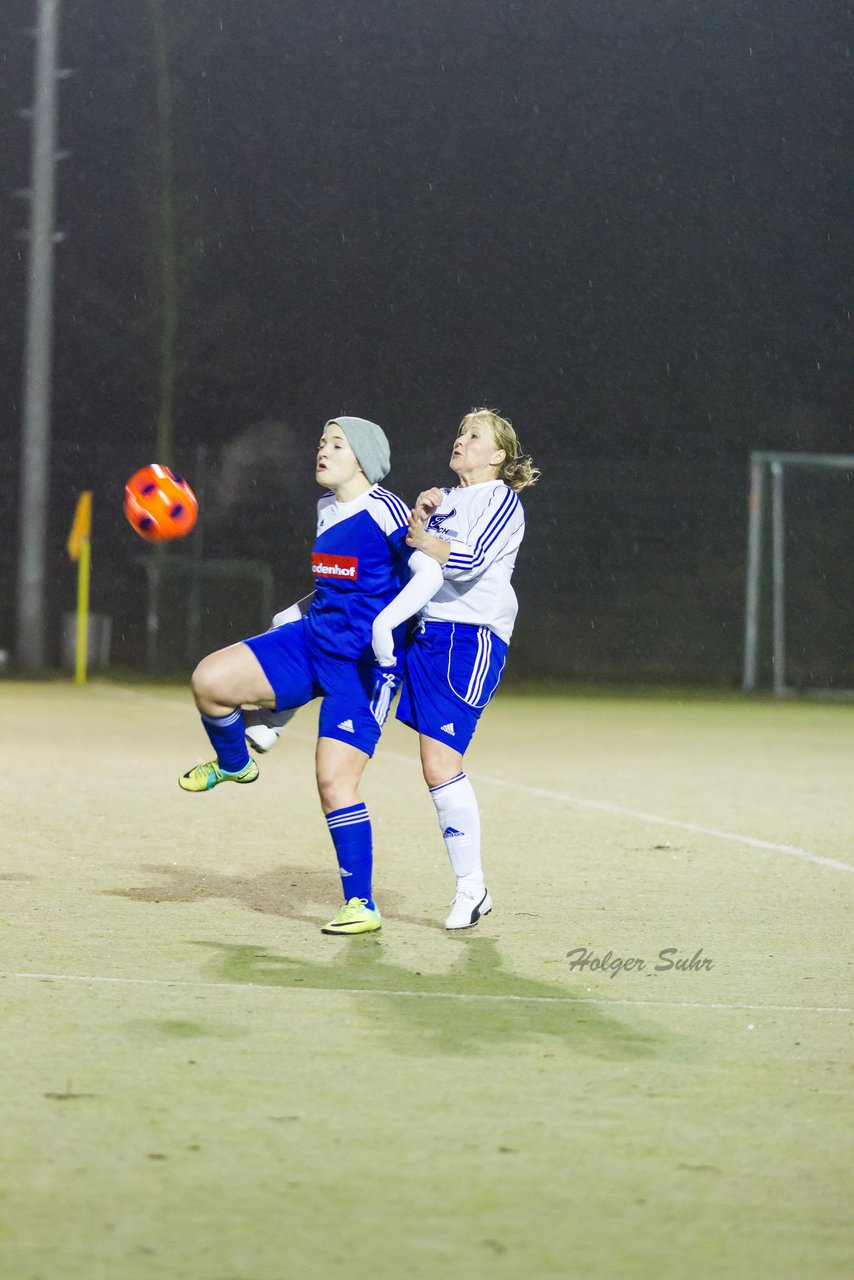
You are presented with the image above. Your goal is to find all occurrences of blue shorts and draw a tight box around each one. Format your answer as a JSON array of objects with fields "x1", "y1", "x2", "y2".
[
  {"x1": 396, "y1": 621, "x2": 508, "y2": 753},
  {"x1": 244, "y1": 619, "x2": 401, "y2": 757}
]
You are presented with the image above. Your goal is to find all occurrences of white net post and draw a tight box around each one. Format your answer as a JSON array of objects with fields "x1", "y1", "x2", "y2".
[
  {"x1": 743, "y1": 451, "x2": 854, "y2": 696},
  {"x1": 743, "y1": 456, "x2": 765, "y2": 691},
  {"x1": 770, "y1": 460, "x2": 786, "y2": 695}
]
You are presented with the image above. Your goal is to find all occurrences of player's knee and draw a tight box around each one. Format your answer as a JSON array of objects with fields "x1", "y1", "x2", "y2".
[
  {"x1": 316, "y1": 746, "x2": 364, "y2": 809},
  {"x1": 420, "y1": 742, "x2": 454, "y2": 789},
  {"x1": 190, "y1": 654, "x2": 224, "y2": 708},
  {"x1": 421, "y1": 761, "x2": 445, "y2": 789},
  {"x1": 316, "y1": 770, "x2": 351, "y2": 811}
]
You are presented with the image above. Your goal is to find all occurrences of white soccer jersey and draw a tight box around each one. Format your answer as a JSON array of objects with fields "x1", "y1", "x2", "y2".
[{"x1": 419, "y1": 480, "x2": 525, "y2": 643}]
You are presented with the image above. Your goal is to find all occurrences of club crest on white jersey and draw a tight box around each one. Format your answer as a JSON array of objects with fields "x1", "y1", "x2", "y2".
[
  {"x1": 427, "y1": 508, "x2": 458, "y2": 539},
  {"x1": 420, "y1": 481, "x2": 525, "y2": 644}
]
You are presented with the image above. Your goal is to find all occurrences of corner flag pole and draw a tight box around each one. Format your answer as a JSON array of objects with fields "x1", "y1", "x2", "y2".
[{"x1": 67, "y1": 491, "x2": 92, "y2": 684}]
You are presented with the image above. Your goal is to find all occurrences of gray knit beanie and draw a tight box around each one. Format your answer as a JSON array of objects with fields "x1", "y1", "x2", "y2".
[{"x1": 326, "y1": 416, "x2": 390, "y2": 485}]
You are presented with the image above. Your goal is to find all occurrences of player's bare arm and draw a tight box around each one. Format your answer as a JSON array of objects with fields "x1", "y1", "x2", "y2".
[{"x1": 406, "y1": 512, "x2": 451, "y2": 564}]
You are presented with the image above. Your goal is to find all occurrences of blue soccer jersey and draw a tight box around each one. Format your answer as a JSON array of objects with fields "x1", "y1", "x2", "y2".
[{"x1": 304, "y1": 485, "x2": 414, "y2": 659}]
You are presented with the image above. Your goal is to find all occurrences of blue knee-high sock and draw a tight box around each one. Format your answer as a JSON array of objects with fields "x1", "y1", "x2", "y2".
[
  {"x1": 200, "y1": 709, "x2": 250, "y2": 773},
  {"x1": 325, "y1": 804, "x2": 374, "y2": 907}
]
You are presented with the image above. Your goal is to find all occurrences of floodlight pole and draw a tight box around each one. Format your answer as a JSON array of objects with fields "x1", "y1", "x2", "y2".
[{"x1": 15, "y1": 0, "x2": 63, "y2": 673}]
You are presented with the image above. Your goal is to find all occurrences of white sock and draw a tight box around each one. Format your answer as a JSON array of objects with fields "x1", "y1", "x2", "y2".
[{"x1": 428, "y1": 771, "x2": 484, "y2": 891}]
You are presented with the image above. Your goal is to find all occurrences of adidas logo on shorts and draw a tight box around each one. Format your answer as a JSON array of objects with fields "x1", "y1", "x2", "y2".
[
  {"x1": 337, "y1": 719, "x2": 355, "y2": 732},
  {"x1": 440, "y1": 722, "x2": 455, "y2": 735}
]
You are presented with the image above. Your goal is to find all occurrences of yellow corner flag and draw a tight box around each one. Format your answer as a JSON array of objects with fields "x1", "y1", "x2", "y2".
[
  {"x1": 67, "y1": 491, "x2": 92, "y2": 562},
  {"x1": 67, "y1": 492, "x2": 93, "y2": 684}
]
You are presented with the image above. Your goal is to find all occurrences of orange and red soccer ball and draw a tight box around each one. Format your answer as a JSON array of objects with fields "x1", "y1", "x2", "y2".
[{"x1": 124, "y1": 464, "x2": 198, "y2": 542}]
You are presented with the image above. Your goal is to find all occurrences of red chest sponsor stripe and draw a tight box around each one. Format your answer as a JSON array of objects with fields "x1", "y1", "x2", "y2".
[{"x1": 311, "y1": 553, "x2": 359, "y2": 580}]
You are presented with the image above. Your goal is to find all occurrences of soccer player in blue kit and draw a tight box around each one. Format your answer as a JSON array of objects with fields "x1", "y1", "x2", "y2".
[
  {"x1": 178, "y1": 416, "x2": 442, "y2": 935},
  {"x1": 371, "y1": 408, "x2": 539, "y2": 929}
]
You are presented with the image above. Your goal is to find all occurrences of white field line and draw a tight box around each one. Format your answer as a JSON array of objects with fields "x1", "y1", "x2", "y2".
[
  {"x1": 3, "y1": 969, "x2": 851, "y2": 1014},
  {"x1": 470, "y1": 775, "x2": 854, "y2": 874},
  {"x1": 106, "y1": 685, "x2": 854, "y2": 874}
]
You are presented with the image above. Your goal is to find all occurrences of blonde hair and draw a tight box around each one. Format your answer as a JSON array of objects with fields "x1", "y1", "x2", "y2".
[{"x1": 459, "y1": 408, "x2": 541, "y2": 492}]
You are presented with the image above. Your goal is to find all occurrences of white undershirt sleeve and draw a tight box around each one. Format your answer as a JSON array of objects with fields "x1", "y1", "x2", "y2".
[
  {"x1": 371, "y1": 551, "x2": 444, "y2": 667},
  {"x1": 270, "y1": 593, "x2": 314, "y2": 628}
]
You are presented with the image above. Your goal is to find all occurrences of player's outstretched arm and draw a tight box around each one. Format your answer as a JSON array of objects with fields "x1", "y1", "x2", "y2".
[{"x1": 371, "y1": 551, "x2": 443, "y2": 667}]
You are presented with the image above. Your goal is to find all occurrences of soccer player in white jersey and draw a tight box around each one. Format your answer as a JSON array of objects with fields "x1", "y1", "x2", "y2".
[
  {"x1": 177, "y1": 417, "x2": 442, "y2": 936},
  {"x1": 371, "y1": 408, "x2": 539, "y2": 929}
]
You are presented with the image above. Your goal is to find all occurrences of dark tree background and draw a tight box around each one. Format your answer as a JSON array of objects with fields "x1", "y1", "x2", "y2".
[{"x1": 0, "y1": 1, "x2": 850, "y2": 679}]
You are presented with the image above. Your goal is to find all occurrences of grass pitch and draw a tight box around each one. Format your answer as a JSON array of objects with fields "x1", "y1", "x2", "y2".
[{"x1": 0, "y1": 680, "x2": 851, "y2": 1280}]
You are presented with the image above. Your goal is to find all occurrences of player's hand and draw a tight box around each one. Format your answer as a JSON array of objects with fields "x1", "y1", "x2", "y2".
[
  {"x1": 412, "y1": 488, "x2": 444, "y2": 522},
  {"x1": 406, "y1": 512, "x2": 428, "y2": 549},
  {"x1": 371, "y1": 619, "x2": 397, "y2": 668}
]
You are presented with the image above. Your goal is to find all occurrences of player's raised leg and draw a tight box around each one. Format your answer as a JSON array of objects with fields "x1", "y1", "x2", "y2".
[
  {"x1": 242, "y1": 595, "x2": 312, "y2": 752},
  {"x1": 243, "y1": 706, "x2": 296, "y2": 753},
  {"x1": 179, "y1": 641, "x2": 275, "y2": 791}
]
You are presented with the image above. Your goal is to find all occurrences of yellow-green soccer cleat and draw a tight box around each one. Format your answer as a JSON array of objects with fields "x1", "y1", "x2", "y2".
[
  {"x1": 321, "y1": 897, "x2": 382, "y2": 935},
  {"x1": 178, "y1": 758, "x2": 259, "y2": 792}
]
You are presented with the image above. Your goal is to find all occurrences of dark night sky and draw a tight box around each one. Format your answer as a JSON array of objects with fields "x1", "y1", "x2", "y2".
[{"x1": 0, "y1": 0, "x2": 851, "y2": 496}]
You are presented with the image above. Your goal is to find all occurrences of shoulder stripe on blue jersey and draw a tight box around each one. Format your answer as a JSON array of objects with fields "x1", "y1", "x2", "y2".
[
  {"x1": 370, "y1": 493, "x2": 407, "y2": 529},
  {"x1": 369, "y1": 487, "x2": 409, "y2": 527},
  {"x1": 374, "y1": 486, "x2": 410, "y2": 521},
  {"x1": 446, "y1": 488, "x2": 522, "y2": 570}
]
